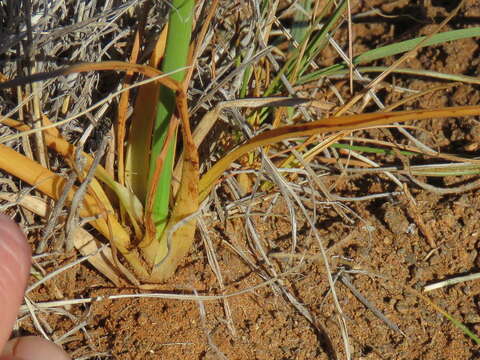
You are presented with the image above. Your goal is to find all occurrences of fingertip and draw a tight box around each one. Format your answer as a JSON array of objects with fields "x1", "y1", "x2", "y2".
[
  {"x1": 2, "y1": 336, "x2": 70, "y2": 360},
  {"x1": 0, "y1": 215, "x2": 32, "y2": 350},
  {"x1": 0, "y1": 215, "x2": 31, "y2": 272}
]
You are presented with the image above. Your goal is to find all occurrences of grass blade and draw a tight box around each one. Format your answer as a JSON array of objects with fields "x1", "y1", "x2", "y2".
[
  {"x1": 147, "y1": 0, "x2": 195, "y2": 241},
  {"x1": 298, "y1": 27, "x2": 480, "y2": 84},
  {"x1": 125, "y1": 29, "x2": 167, "y2": 203},
  {"x1": 199, "y1": 105, "x2": 480, "y2": 200}
]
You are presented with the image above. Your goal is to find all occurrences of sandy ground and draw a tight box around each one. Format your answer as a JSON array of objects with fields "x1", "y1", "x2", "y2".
[{"x1": 3, "y1": 1, "x2": 480, "y2": 359}]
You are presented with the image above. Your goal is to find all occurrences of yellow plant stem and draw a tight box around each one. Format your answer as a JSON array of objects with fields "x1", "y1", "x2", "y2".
[
  {"x1": 2, "y1": 117, "x2": 144, "y2": 239},
  {"x1": 0, "y1": 144, "x2": 150, "y2": 280},
  {"x1": 143, "y1": 91, "x2": 199, "y2": 281},
  {"x1": 0, "y1": 61, "x2": 198, "y2": 282}
]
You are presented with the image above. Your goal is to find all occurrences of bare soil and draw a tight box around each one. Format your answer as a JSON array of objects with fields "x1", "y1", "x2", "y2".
[{"x1": 6, "y1": 1, "x2": 480, "y2": 359}]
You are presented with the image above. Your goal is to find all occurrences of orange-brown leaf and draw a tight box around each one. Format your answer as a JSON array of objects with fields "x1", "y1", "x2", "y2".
[{"x1": 199, "y1": 105, "x2": 480, "y2": 200}]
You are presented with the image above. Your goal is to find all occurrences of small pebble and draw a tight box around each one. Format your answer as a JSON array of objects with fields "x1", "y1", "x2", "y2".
[
  {"x1": 462, "y1": 285, "x2": 472, "y2": 296},
  {"x1": 395, "y1": 301, "x2": 410, "y2": 314},
  {"x1": 413, "y1": 281, "x2": 425, "y2": 291},
  {"x1": 405, "y1": 253, "x2": 416, "y2": 265},
  {"x1": 412, "y1": 267, "x2": 430, "y2": 281},
  {"x1": 468, "y1": 249, "x2": 478, "y2": 263},
  {"x1": 137, "y1": 313, "x2": 149, "y2": 326},
  {"x1": 442, "y1": 213, "x2": 456, "y2": 228},
  {"x1": 465, "y1": 313, "x2": 480, "y2": 323},
  {"x1": 428, "y1": 254, "x2": 441, "y2": 265}
]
